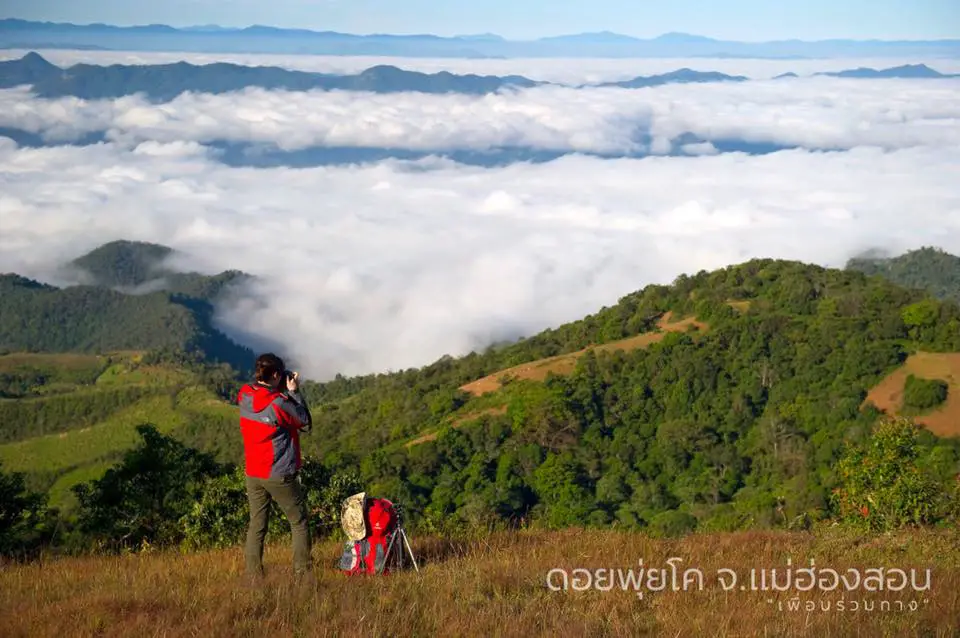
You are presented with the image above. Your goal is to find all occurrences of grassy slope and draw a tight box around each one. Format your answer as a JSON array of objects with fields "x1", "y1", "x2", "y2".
[
  {"x1": 0, "y1": 393, "x2": 234, "y2": 509},
  {"x1": 0, "y1": 390, "x2": 237, "y2": 509},
  {"x1": 0, "y1": 352, "x2": 108, "y2": 374},
  {"x1": 0, "y1": 354, "x2": 237, "y2": 509},
  {"x1": 1, "y1": 527, "x2": 957, "y2": 637}
]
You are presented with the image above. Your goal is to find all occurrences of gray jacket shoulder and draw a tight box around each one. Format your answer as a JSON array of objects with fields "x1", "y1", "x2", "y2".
[{"x1": 276, "y1": 391, "x2": 312, "y2": 429}]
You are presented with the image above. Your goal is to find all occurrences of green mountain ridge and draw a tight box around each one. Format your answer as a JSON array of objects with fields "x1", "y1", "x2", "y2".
[
  {"x1": 847, "y1": 246, "x2": 960, "y2": 303},
  {"x1": 1, "y1": 240, "x2": 253, "y2": 371},
  {"x1": 68, "y1": 239, "x2": 251, "y2": 295}
]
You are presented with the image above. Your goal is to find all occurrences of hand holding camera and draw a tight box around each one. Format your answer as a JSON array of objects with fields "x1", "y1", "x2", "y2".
[{"x1": 284, "y1": 370, "x2": 300, "y2": 393}]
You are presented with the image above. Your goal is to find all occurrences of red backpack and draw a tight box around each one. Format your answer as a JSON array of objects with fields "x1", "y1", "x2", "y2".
[{"x1": 339, "y1": 498, "x2": 397, "y2": 575}]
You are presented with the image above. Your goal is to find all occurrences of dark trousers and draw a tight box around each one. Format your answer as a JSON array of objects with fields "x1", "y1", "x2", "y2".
[{"x1": 245, "y1": 474, "x2": 312, "y2": 575}]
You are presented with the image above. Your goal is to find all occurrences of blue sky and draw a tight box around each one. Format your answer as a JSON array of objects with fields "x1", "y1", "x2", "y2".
[{"x1": 2, "y1": 0, "x2": 958, "y2": 40}]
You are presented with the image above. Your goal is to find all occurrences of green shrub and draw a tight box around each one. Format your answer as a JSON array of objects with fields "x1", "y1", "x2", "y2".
[
  {"x1": 832, "y1": 417, "x2": 951, "y2": 531},
  {"x1": 180, "y1": 468, "x2": 249, "y2": 550},
  {"x1": 0, "y1": 462, "x2": 54, "y2": 558},
  {"x1": 648, "y1": 510, "x2": 698, "y2": 538},
  {"x1": 72, "y1": 424, "x2": 222, "y2": 551},
  {"x1": 181, "y1": 461, "x2": 363, "y2": 550},
  {"x1": 902, "y1": 375, "x2": 948, "y2": 412}
]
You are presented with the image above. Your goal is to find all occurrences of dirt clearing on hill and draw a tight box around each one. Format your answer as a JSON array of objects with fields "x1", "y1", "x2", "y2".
[
  {"x1": 460, "y1": 312, "x2": 708, "y2": 397},
  {"x1": 864, "y1": 352, "x2": 960, "y2": 437}
]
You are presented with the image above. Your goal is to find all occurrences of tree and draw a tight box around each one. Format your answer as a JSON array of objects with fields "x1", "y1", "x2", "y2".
[
  {"x1": 648, "y1": 510, "x2": 698, "y2": 538},
  {"x1": 181, "y1": 461, "x2": 361, "y2": 550},
  {"x1": 532, "y1": 452, "x2": 595, "y2": 528},
  {"x1": 902, "y1": 375, "x2": 948, "y2": 412},
  {"x1": 73, "y1": 424, "x2": 222, "y2": 550},
  {"x1": 901, "y1": 299, "x2": 940, "y2": 342},
  {"x1": 0, "y1": 462, "x2": 53, "y2": 558},
  {"x1": 832, "y1": 417, "x2": 951, "y2": 531}
]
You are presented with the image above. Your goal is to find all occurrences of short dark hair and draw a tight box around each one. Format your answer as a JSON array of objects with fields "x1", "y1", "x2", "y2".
[{"x1": 255, "y1": 353, "x2": 285, "y2": 384}]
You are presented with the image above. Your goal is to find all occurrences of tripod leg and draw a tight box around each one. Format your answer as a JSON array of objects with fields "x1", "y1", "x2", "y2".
[
  {"x1": 382, "y1": 531, "x2": 399, "y2": 574},
  {"x1": 401, "y1": 528, "x2": 420, "y2": 573},
  {"x1": 396, "y1": 528, "x2": 404, "y2": 570}
]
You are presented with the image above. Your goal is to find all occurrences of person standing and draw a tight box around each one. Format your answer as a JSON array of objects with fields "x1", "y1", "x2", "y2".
[{"x1": 238, "y1": 353, "x2": 313, "y2": 580}]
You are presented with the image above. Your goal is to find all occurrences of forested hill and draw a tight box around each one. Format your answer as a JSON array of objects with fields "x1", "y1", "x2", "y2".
[
  {"x1": 846, "y1": 246, "x2": 960, "y2": 303},
  {"x1": 71, "y1": 239, "x2": 175, "y2": 287},
  {"x1": 3, "y1": 251, "x2": 960, "y2": 550},
  {"x1": 69, "y1": 239, "x2": 250, "y2": 298},
  {"x1": 0, "y1": 240, "x2": 252, "y2": 370},
  {"x1": 302, "y1": 247, "x2": 960, "y2": 429},
  {"x1": 282, "y1": 256, "x2": 960, "y2": 535},
  {"x1": 300, "y1": 256, "x2": 960, "y2": 459}
]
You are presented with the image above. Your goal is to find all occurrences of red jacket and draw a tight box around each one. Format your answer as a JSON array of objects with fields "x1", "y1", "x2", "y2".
[{"x1": 238, "y1": 383, "x2": 312, "y2": 479}]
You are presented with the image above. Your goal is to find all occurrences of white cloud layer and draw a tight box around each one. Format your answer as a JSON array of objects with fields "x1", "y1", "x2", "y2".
[
  {"x1": 2, "y1": 78, "x2": 960, "y2": 156},
  {"x1": 4, "y1": 49, "x2": 960, "y2": 83},
  {"x1": 1, "y1": 140, "x2": 958, "y2": 379}
]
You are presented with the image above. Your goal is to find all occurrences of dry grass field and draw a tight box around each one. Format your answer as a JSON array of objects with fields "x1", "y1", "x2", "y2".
[{"x1": 2, "y1": 527, "x2": 957, "y2": 638}]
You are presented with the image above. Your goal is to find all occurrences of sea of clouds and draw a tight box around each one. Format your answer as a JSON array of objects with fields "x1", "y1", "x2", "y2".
[
  {"x1": 3, "y1": 78, "x2": 960, "y2": 154},
  {"x1": 1, "y1": 55, "x2": 959, "y2": 379}
]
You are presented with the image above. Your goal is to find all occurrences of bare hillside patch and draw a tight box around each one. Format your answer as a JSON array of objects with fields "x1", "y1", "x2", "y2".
[
  {"x1": 864, "y1": 352, "x2": 960, "y2": 437},
  {"x1": 460, "y1": 313, "x2": 708, "y2": 397}
]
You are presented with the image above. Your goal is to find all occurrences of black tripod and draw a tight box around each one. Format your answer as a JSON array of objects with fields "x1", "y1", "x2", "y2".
[{"x1": 381, "y1": 503, "x2": 420, "y2": 573}]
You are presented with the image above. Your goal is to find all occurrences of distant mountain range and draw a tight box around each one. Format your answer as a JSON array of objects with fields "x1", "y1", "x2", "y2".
[
  {"x1": 815, "y1": 64, "x2": 954, "y2": 79},
  {"x1": 0, "y1": 52, "x2": 539, "y2": 100},
  {"x1": 0, "y1": 53, "x2": 955, "y2": 101},
  {"x1": 1, "y1": 19, "x2": 958, "y2": 58}
]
